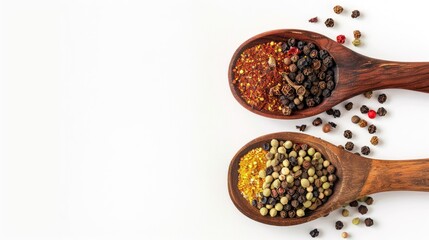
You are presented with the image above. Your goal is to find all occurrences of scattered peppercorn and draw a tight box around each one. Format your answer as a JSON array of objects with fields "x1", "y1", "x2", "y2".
[
  {"x1": 323, "y1": 123, "x2": 332, "y2": 133},
  {"x1": 363, "y1": 90, "x2": 372, "y2": 98},
  {"x1": 352, "y1": 217, "x2": 360, "y2": 225},
  {"x1": 365, "y1": 196, "x2": 374, "y2": 205},
  {"x1": 351, "y1": 10, "x2": 360, "y2": 18},
  {"x1": 343, "y1": 130, "x2": 352, "y2": 139},
  {"x1": 336, "y1": 35, "x2": 346, "y2": 44},
  {"x1": 368, "y1": 124, "x2": 377, "y2": 134},
  {"x1": 352, "y1": 39, "x2": 361, "y2": 46},
  {"x1": 351, "y1": 115, "x2": 361, "y2": 124},
  {"x1": 333, "y1": 109, "x2": 341, "y2": 118},
  {"x1": 354, "y1": 30, "x2": 362, "y2": 39},
  {"x1": 326, "y1": 109, "x2": 334, "y2": 115},
  {"x1": 341, "y1": 232, "x2": 348, "y2": 238},
  {"x1": 344, "y1": 102, "x2": 353, "y2": 111},
  {"x1": 358, "y1": 119, "x2": 368, "y2": 128},
  {"x1": 364, "y1": 217, "x2": 374, "y2": 227},
  {"x1": 296, "y1": 124, "x2": 307, "y2": 132},
  {"x1": 358, "y1": 205, "x2": 368, "y2": 215},
  {"x1": 329, "y1": 122, "x2": 337, "y2": 128},
  {"x1": 378, "y1": 93, "x2": 387, "y2": 103},
  {"x1": 360, "y1": 105, "x2": 369, "y2": 114},
  {"x1": 342, "y1": 209, "x2": 350, "y2": 217},
  {"x1": 309, "y1": 17, "x2": 318, "y2": 23},
  {"x1": 368, "y1": 110, "x2": 376, "y2": 119},
  {"x1": 333, "y1": 5, "x2": 344, "y2": 14},
  {"x1": 361, "y1": 146, "x2": 370, "y2": 155},
  {"x1": 377, "y1": 107, "x2": 387, "y2": 116},
  {"x1": 325, "y1": 18, "x2": 335, "y2": 27},
  {"x1": 345, "y1": 142, "x2": 354, "y2": 151},
  {"x1": 370, "y1": 136, "x2": 379, "y2": 146},
  {"x1": 310, "y1": 228, "x2": 320, "y2": 238},
  {"x1": 349, "y1": 200, "x2": 358, "y2": 207},
  {"x1": 335, "y1": 220, "x2": 344, "y2": 230},
  {"x1": 312, "y1": 117, "x2": 323, "y2": 126}
]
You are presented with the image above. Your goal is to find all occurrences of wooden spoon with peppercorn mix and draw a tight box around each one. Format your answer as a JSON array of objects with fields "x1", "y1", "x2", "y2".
[
  {"x1": 229, "y1": 29, "x2": 429, "y2": 119},
  {"x1": 228, "y1": 132, "x2": 429, "y2": 226}
]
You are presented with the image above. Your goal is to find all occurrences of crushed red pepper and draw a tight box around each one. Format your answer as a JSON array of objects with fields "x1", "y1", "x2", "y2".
[{"x1": 232, "y1": 41, "x2": 288, "y2": 112}]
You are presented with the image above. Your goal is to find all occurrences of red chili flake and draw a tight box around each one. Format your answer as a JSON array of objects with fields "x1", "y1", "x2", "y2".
[
  {"x1": 368, "y1": 110, "x2": 376, "y2": 119},
  {"x1": 287, "y1": 47, "x2": 300, "y2": 56},
  {"x1": 336, "y1": 35, "x2": 346, "y2": 44},
  {"x1": 308, "y1": 17, "x2": 318, "y2": 23}
]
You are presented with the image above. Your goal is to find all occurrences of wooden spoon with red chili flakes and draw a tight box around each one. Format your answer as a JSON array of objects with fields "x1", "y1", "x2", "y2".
[{"x1": 229, "y1": 29, "x2": 429, "y2": 119}]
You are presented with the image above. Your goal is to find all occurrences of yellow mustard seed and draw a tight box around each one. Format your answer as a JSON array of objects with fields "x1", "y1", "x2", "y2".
[{"x1": 238, "y1": 148, "x2": 268, "y2": 203}]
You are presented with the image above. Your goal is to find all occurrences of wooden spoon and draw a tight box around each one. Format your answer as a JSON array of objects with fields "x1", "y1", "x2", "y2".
[
  {"x1": 228, "y1": 132, "x2": 429, "y2": 226},
  {"x1": 228, "y1": 29, "x2": 429, "y2": 119}
]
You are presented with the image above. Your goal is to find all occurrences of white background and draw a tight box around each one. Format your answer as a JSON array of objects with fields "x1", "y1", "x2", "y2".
[{"x1": 1, "y1": 0, "x2": 429, "y2": 239}]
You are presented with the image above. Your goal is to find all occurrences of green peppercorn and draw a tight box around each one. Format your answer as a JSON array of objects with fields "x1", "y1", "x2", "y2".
[
  {"x1": 262, "y1": 188, "x2": 271, "y2": 197},
  {"x1": 260, "y1": 207, "x2": 268, "y2": 216},
  {"x1": 352, "y1": 217, "x2": 360, "y2": 225},
  {"x1": 322, "y1": 182, "x2": 331, "y2": 189},
  {"x1": 352, "y1": 39, "x2": 361, "y2": 46},
  {"x1": 308, "y1": 148, "x2": 316, "y2": 156},
  {"x1": 342, "y1": 209, "x2": 350, "y2": 217},
  {"x1": 284, "y1": 140, "x2": 293, "y2": 149},
  {"x1": 275, "y1": 203, "x2": 283, "y2": 211},
  {"x1": 269, "y1": 208, "x2": 278, "y2": 217},
  {"x1": 280, "y1": 197, "x2": 289, "y2": 205},
  {"x1": 296, "y1": 209, "x2": 305, "y2": 217},
  {"x1": 301, "y1": 178, "x2": 310, "y2": 188}
]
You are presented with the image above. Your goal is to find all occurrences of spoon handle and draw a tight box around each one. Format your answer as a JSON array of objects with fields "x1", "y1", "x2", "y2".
[
  {"x1": 356, "y1": 60, "x2": 429, "y2": 93},
  {"x1": 360, "y1": 159, "x2": 429, "y2": 195}
]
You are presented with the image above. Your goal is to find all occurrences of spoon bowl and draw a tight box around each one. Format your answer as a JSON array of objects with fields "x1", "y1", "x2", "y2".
[
  {"x1": 228, "y1": 132, "x2": 429, "y2": 226},
  {"x1": 228, "y1": 29, "x2": 429, "y2": 119}
]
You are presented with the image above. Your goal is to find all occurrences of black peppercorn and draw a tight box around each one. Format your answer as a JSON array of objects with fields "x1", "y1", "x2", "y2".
[
  {"x1": 326, "y1": 80, "x2": 335, "y2": 90},
  {"x1": 345, "y1": 142, "x2": 354, "y2": 151},
  {"x1": 358, "y1": 205, "x2": 368, "y2": 214},
  {"x1": 328, "y1": 122, "x2": 337, "y2": 128},
  {"x1": 333, "y1": 109, "x2": 341, "y2": 118},
  {"x1": 288, "y1": 210, "x2": 296, "y2": 218},
  {"x1": 344, "y1": 130, "x2": 352, "y2": 139},
  {"x1": 265, "y1": 166, "x2": 274, "y2": 175},
  {"x1": 326, "y1": 109, "x2": 334, "y2": 115},
  {"x1": 261, "y1": 197, "x2": 268, "y2": 204},
  {"x1": 378, "y1": 93, "x2": 387, "y2": 103},
  {"x1": 351, "y1": 10, "x2": 360, "y2": 18},
  {"x1": 377, "y1": 107, "x2": 387, "y2": 116},
  {"x1": 364, "y1": 218, "x2": 374, "y2": 227},
  {"x1": 349, "y1": 200, "x2": 358, "y2": 207},
  {"x1": 289, "y1": 156, "x2": 298, "y2": 166},
  {"x1": 363, "y1": 90, "x2": 373, "y2": 98},
  {"x1": 325, "y1": 18, "x2": 335, "y2": 27},
  {"x1": 262, "y1": 142, "x2": 270, "y2": 151},
  {"x1": 360, "y1": 105, "x2": 369, "y2": 114},
  {"x1": 365, "y1": 196, "x2": 374, "y2": 205},
  {"x1": 287, "y1": 38, "x2": 296, "y2": 47},
  {"x1": 335, "y1": 220, "x2": 344, "y2": 230},
  {"x1": 252, "y1": 199, "x2": 257, "y2": 207},
  {"x1": 309, "y1": 228, "x2": 319, "y2": 238},
  {"x1": 280, "y1": 210, "x2": 287, "y2": 218},
  {"x1": 344, "y1": 102, "x2": 353, "y2": 111},
  {"x1": 296, "y1": 124, "x2": 307, "y2": 132},
  {"x1": 368, "y1": 124, "x2": 377, "y2": 134},
  {"x1": 319, "y1": 50, "x2": 329, "y2": 59},
  {"x1": 312, "y1": 117, "x2": 323, "y2": 126},
  {"x1": 322, "y1": 89, "x2": 331, "y2": 97},
  {"x1": 361, "y1": 146, "x2": 370, "y2": 155}
]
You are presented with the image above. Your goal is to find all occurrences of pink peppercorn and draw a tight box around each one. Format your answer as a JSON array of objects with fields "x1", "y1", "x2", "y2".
[
  {"x1": 368, "y1": 110, "x2": 376, "y2": 119},
  {"x1": 336, "y1": 35, "x2": 346, "y2": 44}
]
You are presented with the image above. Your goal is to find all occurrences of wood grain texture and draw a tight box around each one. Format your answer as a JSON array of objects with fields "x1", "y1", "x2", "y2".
[
  {"x1": 228, "y1": 132, "x2": 429, "y2": 226},
  {"x1": 228, "y1": 29, "x2": 429, "y2": 119}
]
